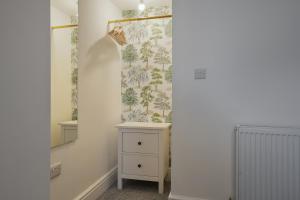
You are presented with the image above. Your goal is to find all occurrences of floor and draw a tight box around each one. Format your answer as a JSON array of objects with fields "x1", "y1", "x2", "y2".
[{"x1": 97, "y1": 180, "x2": 171, "y2": 200}]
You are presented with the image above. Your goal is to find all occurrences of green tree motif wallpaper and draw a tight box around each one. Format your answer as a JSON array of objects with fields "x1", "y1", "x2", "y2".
[
  {"x1": 121, "y1": 6, "x2": 172, "y2": 123},
  {"x1": 71, "y1": 16, "x2": 78, "y2": 120}
]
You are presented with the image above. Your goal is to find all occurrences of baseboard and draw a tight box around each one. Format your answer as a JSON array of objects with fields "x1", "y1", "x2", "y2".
[
  {"x1": 168, "y1": 192, "x2": 208, "y2": 200},
  {"x1": 73, "y1": 166, "x2": 117, "y2": 200}
]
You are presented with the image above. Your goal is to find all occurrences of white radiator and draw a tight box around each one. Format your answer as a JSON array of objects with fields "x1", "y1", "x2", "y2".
[{"x1": 236, "y1": 125, "x2": 300, "y2": 200}]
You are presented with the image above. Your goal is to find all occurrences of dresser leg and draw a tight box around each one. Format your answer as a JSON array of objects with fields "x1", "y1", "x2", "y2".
[
  {"x1": 159, "y1": 180, "x2": 164, "y2": 194},
  {"x1": 118, "y1": 177, "x2": 123, "y2": 190}
]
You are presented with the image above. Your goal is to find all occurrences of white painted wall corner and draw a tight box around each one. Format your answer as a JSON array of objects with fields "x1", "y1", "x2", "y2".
[{"x1": 165, "y1": 167, "x2": 171, "y2": 182}]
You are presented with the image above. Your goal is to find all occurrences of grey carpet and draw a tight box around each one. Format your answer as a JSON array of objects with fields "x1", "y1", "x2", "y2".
[{"x1": 97, "y1": 180, "x2": 170, "y2": 200}]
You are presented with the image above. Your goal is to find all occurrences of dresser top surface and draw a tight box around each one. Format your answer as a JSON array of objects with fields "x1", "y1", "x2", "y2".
[
  {"x1": 58, "y1": 120, "x2": 78, "y2": 126},
  {"x1": 116, "y1": 122, "x2": 171, "y2": 129}
]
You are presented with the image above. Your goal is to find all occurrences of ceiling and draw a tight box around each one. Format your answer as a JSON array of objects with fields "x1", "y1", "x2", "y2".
[
  {"x1": 51, "y1": 0, "x2": 78, "y2": 16},
  {"x1": 51, "y1": 0, "x2": 171, "y2": 16},
  {"x1": 111, "y1": 0, "x2": 172, "y2": 10}
]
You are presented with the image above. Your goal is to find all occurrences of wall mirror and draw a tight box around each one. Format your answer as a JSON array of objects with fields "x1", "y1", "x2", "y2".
[{"x1": 51, "y1": 0, "x2": 78, "y2": 148}]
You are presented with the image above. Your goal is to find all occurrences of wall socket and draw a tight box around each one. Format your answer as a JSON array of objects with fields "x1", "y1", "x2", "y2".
[{"x1": 50, "y1": 162, "x2": 62, "y2": 179}]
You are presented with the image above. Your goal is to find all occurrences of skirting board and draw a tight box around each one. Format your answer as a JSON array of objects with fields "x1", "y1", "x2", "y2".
[
  {"x1": 74, "y1": 166, "x2": 117, "y2": 200},
  {"x1": 168, "y1": 193, "x2": 207, "y2": 200}
]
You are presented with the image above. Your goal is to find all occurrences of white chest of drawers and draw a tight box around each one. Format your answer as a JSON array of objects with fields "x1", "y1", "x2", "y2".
[
  {"x1": 116, "y1": 122, "x2": 171, "y2": 194},
  {"x1": 58, "y1": 121, "x2": 78, "y2": 144}
]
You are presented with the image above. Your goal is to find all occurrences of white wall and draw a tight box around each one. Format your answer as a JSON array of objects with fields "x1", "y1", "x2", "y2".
[
  {"x1": 50, "y1": 0, "x2": 122, "y2": 199},
  {"x1": 51, "y1": 6, "x2": 73, "y2": 147},
  {"x1": 172, "y1": 0, "x2": 300, "y2": 199},
  {"x1": 0, "y1": 0, "x2": 50, "y2": 199}
]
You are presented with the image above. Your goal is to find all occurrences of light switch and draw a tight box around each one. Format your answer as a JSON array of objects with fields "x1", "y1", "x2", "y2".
[{"x1": 194, "y1": 68, "x2": 207, "y2": 80}]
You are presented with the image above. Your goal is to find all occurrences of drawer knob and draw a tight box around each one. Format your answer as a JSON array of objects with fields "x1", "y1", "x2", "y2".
[
  {"x1": 138, "y1": 141, "x2": 142, "y2": 146},
  {"x1": 137, "y1": 164, "x2": 142, "y2": 168}
]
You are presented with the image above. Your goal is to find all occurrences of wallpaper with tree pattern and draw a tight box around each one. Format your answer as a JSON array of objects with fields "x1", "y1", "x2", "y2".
[
  {"x1": 71, "y1": 16, "x2": 78, "y2": 120},
  {"x1": 121, "y1": 6, "x2": 172, "y2": 123}
]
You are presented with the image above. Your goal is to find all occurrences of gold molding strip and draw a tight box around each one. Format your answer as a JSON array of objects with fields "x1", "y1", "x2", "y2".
[
  {"x1": 50, "y1": 15, "x2": 172, "y2": 29},
  {"x1": 51, "y1": 24, "x2": 78, "y2": 30},
  {"x1": 108, "y1": 14, "x2": 172, "y2": 24}
]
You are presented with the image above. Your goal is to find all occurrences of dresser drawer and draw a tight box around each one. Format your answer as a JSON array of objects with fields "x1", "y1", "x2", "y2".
[
  {"x1": 122, "y1": 132, "x2": 158, "y2": 154},
  {"x1": 122, "y1": 155, "x2": 158, "y2": 177},
  {"x1": 63, "y1": 128, "x2": 77, "y2": 143}
]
